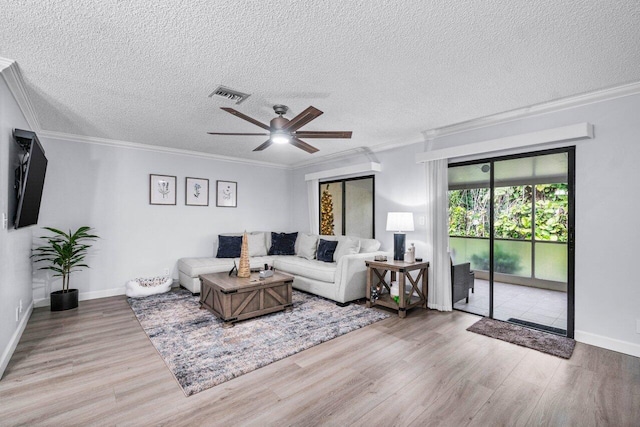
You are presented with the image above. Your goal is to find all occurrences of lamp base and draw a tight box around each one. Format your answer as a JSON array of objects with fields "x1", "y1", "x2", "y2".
[{"x1": 393, "y1": 233, "x2": 405, "y2": 261}]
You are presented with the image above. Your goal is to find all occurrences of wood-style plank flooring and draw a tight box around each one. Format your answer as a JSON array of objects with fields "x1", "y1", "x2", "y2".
[{"x1": 1, "y1": 294, "x2": 639, "y2": 426}]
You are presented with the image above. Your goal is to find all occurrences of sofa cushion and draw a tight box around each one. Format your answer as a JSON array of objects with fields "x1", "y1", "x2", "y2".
[
  {"x1": 359, "y1": 238, "x2": 381, "y2": 253},
  {"x1": 334, "y1": 237, "x2": 360, "y2": 261},
  {"x1": 269, "y1": 232, "x2": 298, "y2": 255},
  {"x1": 317, "y1": 239, "x2": 338, "y2": 262},
  {"x1": 248, "y1": 232, "x2": 267, "y2": 257},
  {"x1": 296, "y1": 233, "x2": 318, "y2": 260},
  {"x1": 216, "y1": 235, "x2": 242, "y2": 258},
  {"x1": 273, "y1": 256, "x2": 336, "y2": 283},
  {"x1": 178, "y1": 257, "x2": 236, "y2": 277},
  {"x1": 179, "y1": 256, "x2": 276, "y2": 277}
]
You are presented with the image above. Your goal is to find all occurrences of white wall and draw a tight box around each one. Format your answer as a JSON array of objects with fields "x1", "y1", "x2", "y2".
[
  {"x1": 428, "y1": 93, "x2": 640, "y2": 356},
  {"x1": 0, "y1": 75, "x2": 34, "y2": 378},
  {"x1": 291, "y1": 143, "x2": 429, "y2": 257},
  {"x1": 33, "y1": 137, "x2": 292, "y2": 305},
  {"x1": 291, "y1": 93, "x2": 640, "y2": 356}
]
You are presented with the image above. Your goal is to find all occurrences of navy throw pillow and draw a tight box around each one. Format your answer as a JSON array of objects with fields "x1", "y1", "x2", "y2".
[
  {"x1": 317, "y1": 239, "x2": 338, "y2": 262},
  {"x1": 269, "y1": 232, "x2": 298, "y2": 255},
  {"x1": 216, "y1": 235, "x2": 242, "y2": 258}
]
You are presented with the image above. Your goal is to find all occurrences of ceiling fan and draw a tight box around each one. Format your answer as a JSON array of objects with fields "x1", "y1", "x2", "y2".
[{"x1": 207, "y1": 105, "x2": 352, "y2": 153}]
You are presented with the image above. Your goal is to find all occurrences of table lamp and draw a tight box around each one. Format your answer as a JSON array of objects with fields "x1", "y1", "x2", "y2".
[{"x1": 386, "y1": 212, "x2": 414, "y2": 261}]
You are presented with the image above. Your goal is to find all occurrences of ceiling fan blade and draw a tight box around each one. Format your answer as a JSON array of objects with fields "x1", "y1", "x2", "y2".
[
  {"x1": 221, "y1": 107, "x2": 270, "y2": 130},
  {"x1": 253, "y1": 139, "x2": 274, "y2": 151},
  {"x1": 294, "y1": 131, "x2": 352, "y2": 139},
  {"x1": 282, "y1": 106, "x2": 323, "y2": 131},
  {"x1": 207, "y1": 132, "x2": 269, "y2": 136},
  {"x1": 290, "y1": 137, "x2": 319, "y2": 154}
]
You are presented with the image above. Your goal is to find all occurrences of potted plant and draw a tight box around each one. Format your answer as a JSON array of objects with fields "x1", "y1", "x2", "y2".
[{"x1": 32, "y1": 226, "x2": 99, "y2": 311}]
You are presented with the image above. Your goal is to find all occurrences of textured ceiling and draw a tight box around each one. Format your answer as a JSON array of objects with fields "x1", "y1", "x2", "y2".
[{"x1": 2, "y1": 1, "x2": 640, "y2": 166}]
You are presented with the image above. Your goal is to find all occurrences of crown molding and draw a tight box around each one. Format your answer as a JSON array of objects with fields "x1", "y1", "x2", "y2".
[
  {"x1": 304, "y1": 162, "x2": 381, "y2": 181},
  {"x1": 0, "y1": 57, "x2": 41, "y2": 131},
  {"x1": 416, "y1": 122, "x2": 593, "y2": 163},
  {"x1": 39, "y1": 130, "x2": 290, "y2": 169},
  {"x1": 291, "y1": 137, "x2": 425, "y2": 170},
  {"x1": 423, "y1": 80, "x2": 640, "y2": 140},
  {"x1": 291, "y1": 147, "x2": 374, "y2": 169}
]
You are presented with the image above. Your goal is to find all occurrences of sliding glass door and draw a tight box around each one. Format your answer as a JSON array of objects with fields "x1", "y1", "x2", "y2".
[
  {"x1": 449, "y1": 163, "x2": 491, "y2": 317},
  {"x1": 449, "y1": 148, "x2": 574, "y2": 337}
]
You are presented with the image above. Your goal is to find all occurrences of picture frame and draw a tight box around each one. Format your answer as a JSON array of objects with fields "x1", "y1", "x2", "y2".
[
  {"x1": 185, "y1": 177, "x2": 209, "y2": 206},
  {"x1": 149, "y1": 174, "x2": 177, "y2": 205},
  {"x1": 216, "y1": 180, "x2": 237, "y2": 207}
]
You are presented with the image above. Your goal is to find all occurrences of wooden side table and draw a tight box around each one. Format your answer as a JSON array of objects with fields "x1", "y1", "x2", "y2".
[{"x1": 365, "y1": 260, "x2": 429, "y2": 318}]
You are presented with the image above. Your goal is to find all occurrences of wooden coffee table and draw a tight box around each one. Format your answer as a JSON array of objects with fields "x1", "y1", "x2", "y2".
[{"x1": 199, "y1": 271, "x2": 293, "y2": 328}]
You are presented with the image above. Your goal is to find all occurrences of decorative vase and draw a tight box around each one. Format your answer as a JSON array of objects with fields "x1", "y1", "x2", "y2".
[
  {"x1": 50, "y1": 289, "x2": 79, "y2": 311},
  {"x1": 237, "y1": 232, "x2": 251, "y2": 278}
]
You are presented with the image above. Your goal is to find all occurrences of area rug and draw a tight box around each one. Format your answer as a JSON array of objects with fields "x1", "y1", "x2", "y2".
[
  {"x1": 128, "y1": 289, "x2": 389, "y2": 396},
  {"x1": 467, "y1": 317, "x2": 575, "y2": 359},
  {"x1": 508, "y1": 317, "x2": 567, "y2": 336}
]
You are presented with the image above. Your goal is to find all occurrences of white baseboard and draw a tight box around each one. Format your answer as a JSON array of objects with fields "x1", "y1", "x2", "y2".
[
  {"x1": 574, "y1": 330, "x2": 640, "y2": 358},
  {"x1": 33, "y1": 280, "x2": 179, "y2": 308},
  {"x1": 34, "y1": 286, "x2": 126, "y2": 308},
  {"x1": 0, "y1": 301, "x2": 33, "y2": 379}
]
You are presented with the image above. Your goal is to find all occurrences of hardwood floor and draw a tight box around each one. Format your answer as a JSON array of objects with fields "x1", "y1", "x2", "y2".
[{"x1": 1, "y1": 294, "x2": 639, "y2": 426}]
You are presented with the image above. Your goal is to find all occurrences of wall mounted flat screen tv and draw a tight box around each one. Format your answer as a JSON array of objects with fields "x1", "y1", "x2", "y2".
[{"x1": 13, "y1": 129, "x2": 48, "y2": 229}]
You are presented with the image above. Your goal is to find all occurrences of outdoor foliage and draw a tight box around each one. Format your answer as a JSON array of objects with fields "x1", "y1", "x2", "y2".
[
  {"x1": 449, "y1": 183, "x2": 568, "y2": 242},
  {"x1": 470, "y1": 245, "x2": 523, "y2": 274}
]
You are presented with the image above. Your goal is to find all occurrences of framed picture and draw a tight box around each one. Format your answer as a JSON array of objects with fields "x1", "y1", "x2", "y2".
[
  {"x1": 149, "y1": 174, "x2": 177, "y2": 205},
  {"x1": 216, "y1": 180, "x2": 237, "y2": 207},
  {"x1": 185, "y1": 177, "x2": 209, "y2": 206}
]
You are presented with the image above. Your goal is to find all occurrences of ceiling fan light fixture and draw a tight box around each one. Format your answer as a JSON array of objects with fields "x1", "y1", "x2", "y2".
[
  {"x1": 209, "y1": 105, "x2": 352, "y2": 154},
  {"x1": 271, "y1": 132, "x2": 291, "y2": 144}
]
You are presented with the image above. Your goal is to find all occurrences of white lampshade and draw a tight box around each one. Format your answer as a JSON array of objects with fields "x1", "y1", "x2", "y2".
[{"x1": 386, "y1": 212, "x2": 414, "y2": 232}]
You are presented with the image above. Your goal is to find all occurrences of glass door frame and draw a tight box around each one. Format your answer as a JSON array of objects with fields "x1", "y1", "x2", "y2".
[
  {"x1": 318, "y1": 175, "x2": 376, "y2": 238},
  {"x1": 449, "y1": 147, "x2": 575, "y2": 338}
]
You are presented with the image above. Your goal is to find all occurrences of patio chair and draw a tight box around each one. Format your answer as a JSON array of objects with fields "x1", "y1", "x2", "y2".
[{"x1": 451, "y1": 262, "x2": 475, "y2": 304}]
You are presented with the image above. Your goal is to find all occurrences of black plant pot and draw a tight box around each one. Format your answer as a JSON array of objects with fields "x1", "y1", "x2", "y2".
[{"x1": 50, "y1": 289, "x2": 79, "y2": 311}]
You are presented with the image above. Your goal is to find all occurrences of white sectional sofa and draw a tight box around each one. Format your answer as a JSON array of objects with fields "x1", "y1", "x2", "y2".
[{"x1": 178, "y1": 232, "x2": 388, "y2": 304}]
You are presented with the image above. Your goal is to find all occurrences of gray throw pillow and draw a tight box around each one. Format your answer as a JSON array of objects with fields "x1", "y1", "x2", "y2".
[
  {"x1": 296, "y1": 233, "x2": 318, "y2": 260},
  {"x1": 333, "y1": 237, "x2": 361, "y2": 261}
]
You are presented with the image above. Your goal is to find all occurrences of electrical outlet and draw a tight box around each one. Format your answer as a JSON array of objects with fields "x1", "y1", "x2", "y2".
[
  {"x1": 2, "y1": 212, "x2": 7, "y2": 230},
  {"x1": 418, "y1": 216, "x2": 425, "y2": 226},
  {"x1": 15, "y1": 307, "x2": 19, "y2": 322},
  {"x1": 163, "y1": 268, "x2": 170, "y2": 276}
]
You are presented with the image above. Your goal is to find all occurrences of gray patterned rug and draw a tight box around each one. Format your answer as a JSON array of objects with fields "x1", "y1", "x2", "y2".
[
  {"x1": 128, "y1": 289, "x2": 389, "y2": 396},
  {"x1": 467, "y1": 317, "x2": 575, "y2": 359}
]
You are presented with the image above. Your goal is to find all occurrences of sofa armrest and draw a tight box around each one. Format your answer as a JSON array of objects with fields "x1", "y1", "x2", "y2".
[{"x1": 334, "y1": 251, "x2": 392, "y2": 302}]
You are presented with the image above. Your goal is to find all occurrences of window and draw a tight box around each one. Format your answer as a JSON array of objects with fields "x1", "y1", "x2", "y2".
[{"x1": 319, "y1": 176, "x2": 374, "y2": 238}]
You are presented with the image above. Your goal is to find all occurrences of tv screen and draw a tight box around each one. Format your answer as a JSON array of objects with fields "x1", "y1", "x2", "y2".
[{"x1": 13, "y1": 129, "x2": 48, "y2": 229}]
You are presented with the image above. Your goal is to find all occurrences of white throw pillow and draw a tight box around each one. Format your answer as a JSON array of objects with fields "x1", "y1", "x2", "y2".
[
  {"x1": 333, "y1": 237, "x2": 361, "y2": 261},
  {"x1": 247, "y1": 232, "x2": 267, "y2": 257},
  {"x1": 296, "y1": 233, "x2": 318, "y2": 260},
  {"x1": 360, "y1": 238, "x2": 381, "y2": 253}
]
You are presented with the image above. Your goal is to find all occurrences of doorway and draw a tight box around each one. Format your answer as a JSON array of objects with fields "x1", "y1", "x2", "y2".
[
  {"x1": 319, "y1": 176, "x2": 375, "y2": 238},
  {"x1": 448, "y1": 148, "x2": 575, "y2": 337}
]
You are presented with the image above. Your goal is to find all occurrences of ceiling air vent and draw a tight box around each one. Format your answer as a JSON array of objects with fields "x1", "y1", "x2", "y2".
[{"x1": 208, "y1": 85, "x2": 251, "y2": 104}]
